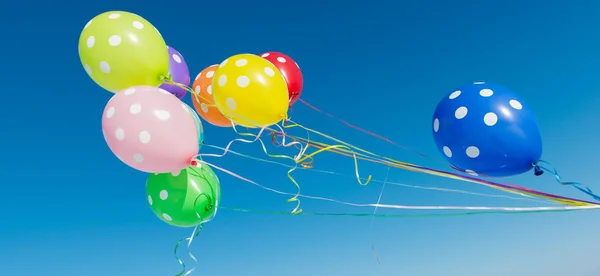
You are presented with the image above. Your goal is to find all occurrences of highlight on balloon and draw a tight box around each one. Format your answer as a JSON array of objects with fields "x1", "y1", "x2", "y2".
[{"x1": 79, "y1": 10, "x2": 600, "y2": 276}]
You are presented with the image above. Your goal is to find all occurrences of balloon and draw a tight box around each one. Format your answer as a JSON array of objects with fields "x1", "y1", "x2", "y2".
[
  {"x1": 191, "y1": 65, "x2": 233, "y2": 127},
  {"x1": 212, "y1": 54, "x2": 289, "y2": 128},
  {"x1": 260, "y1": 52, "x2": 304, "y2": 106},
  {"x1": 158, "y1": 46, "x2": 190, "y2": 100},
  {"x1": 432, "y1": 82, "x2": 543, "y2": 177},
  {"x1": 78, "y1": 11, "x2": 169, "y2": 93},
  {"x1": 146, "y1": 163, "x2": 221, "y2": 227},
  {"x1": 102, "y1": 86, "x2": 199, "y2": 173},
  {"x1": 182, "y1": 103, "x2": 204, "y2": 149}
]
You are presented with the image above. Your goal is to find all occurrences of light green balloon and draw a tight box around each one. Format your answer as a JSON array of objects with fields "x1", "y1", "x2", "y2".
[
  {"x1": 146, "y1": 163, "x2": 221, "y2": 227},
  {"x1": 78, "y1": 11, "x2": 170, "y2": 93}
]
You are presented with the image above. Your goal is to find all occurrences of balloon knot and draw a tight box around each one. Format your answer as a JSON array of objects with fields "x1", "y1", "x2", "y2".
[
  {"x1": 191, "y1": 160, "x2": 198, "y2": 167},
  {"x1": 533, "y1": 165, "x2": 544, "y2": 176}
]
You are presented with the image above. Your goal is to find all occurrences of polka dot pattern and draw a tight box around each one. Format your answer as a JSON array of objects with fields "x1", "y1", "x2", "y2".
[
  {"x1": 259, "y1": 52, "x2": 304, "y2": 105},
  {"x1": 432, "y1": 82, "x2": 543, "y2": 177},
  {"x1": 212, "y1": 53, "x2": 289, "y2": 127},
  {"x1": 191, "y1": 64, "x2": 233, "y2": 127},
  {"x1": 101, "y1": 86, "x2": 199, "y2": 173},
  {"x1": 145, "y1": 165, "x2": 222, "y2": 227},
  {"x1": 78, "y1": 11, "x2": 169, "y2": 93}
]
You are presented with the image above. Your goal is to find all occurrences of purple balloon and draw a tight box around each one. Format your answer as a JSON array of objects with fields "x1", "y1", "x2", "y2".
[{"x1": 159, "y1": 46, "x2": 190, "y2": 100}]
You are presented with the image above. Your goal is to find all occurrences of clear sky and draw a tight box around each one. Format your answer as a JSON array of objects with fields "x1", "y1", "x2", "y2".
[{"x1": 2, "y1": 0, "x2": 600, "y2": 275}]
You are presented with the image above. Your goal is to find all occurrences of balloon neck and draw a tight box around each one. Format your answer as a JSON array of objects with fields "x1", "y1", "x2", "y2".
[
  {"x1": 160, "y1": 74, "x2": 172, "y2": 83},
  {"x1": 533, "y1": 165, "x2": 544, "y2": 176}
]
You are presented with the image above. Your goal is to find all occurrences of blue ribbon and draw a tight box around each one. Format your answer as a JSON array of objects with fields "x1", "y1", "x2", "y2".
[{"x1": 534, "y1": 160, "x2": 600, "y2": 202}]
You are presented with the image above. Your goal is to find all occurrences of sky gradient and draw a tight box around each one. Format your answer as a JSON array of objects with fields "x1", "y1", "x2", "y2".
[{"x1": 2, "y1": 0, "x2": 600, "y2": 275}]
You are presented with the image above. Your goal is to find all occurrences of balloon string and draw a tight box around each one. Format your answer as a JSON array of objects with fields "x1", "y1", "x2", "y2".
[
  {"x1": 279, "y1": 120, "x2": 373, "y2": 186},
  {"x1": 218, "y1": 205, "x2": 593, "y2": 217},
  {"x1": 298, "y1": 99, "x2": 448, "y2": 165},
  {"x1": 274, "y1": 128, "x2": 599, "y2": 207},
  {"x1": 370, "y1": 166, "x2": 390, "y2": 265},
  {"x1": 200, "y1": 124, "x2": 307, "y2": 214},
  {"x1": 194, "y1": 159, "x2": 600, "y2": 211},
  {"x1": 173, "y1": 224, "x2": 203, "y2": 276},
  {"x1": 535, "y1": 160, "x2": 600, "y2": 202},
  {"x1": 202, "y1": 144, "x2": 554, "y2": 204}
]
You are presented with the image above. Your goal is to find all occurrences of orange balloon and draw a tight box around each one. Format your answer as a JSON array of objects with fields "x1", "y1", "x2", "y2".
[{"x1": 191, "y1": 65, "x2": 233, "y2": 127}]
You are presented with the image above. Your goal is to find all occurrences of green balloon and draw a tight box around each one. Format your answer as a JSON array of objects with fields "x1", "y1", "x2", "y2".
[
  {"x1": 78, "y1": 11, "x2": 169, "y2": 93},
  {"x1": 146, "y1": 163, "x2": 221, "y2": 227}
]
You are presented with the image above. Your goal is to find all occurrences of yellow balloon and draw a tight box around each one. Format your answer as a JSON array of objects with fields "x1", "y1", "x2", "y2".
[
  {"x1": 212, "y1": 54, "x2": 289, "y2": 128},
  {"x1": 78, "y1": 11, "x2": 170, "y2": 93}
]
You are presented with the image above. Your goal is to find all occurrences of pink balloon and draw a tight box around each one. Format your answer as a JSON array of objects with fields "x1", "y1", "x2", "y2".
[{"x1": 102, "y1": 86, "x2": 199, "y2": 173}]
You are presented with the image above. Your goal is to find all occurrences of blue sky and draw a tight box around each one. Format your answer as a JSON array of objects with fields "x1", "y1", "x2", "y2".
[{"x1": 2, "y1": 0, "x2": 600, "y2": 275}]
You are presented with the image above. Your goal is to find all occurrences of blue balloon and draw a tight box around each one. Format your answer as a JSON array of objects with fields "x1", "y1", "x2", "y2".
[{"x1": 432, "y1": 82, "x2": 543, "y2": 177}]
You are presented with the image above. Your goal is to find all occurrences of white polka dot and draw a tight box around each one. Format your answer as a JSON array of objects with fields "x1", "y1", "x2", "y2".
[
  {"x1": 219, "y1": 59, "x2": 228, "y2": 68},
  {"x1": 465, "y1": 170, "x2": 478, "y2": 176},
  {"x1": 123, "y1": 87, "x2": 136, "y2": 95},
  {"x1": 195, "y1": 73, "x2": 201, "y2": 80},
  {"x1": 162, "y1": 213, "x2": 172, "y2": 221},
  {"x1": 200, "y1": 103, "x2": 209, "y2": 113},
  {"x1": 133, "y1": 153, "x2": 144, "y2": 163},
  {"x1": 443, "y1": 146, "x2": 452, "y2": 157},
  {"x1": 84, "y1": 20, "x2": 92, "y2": 29},
  {"x1": 84, "y1": 64, "x2": 92, "y2": 76},
  {"x1": 171, "y1": 170, "x2": 181, "y2": 177},
  {"x1": 473, "y1": 81, "x2": 485, "y2": 84},
  {"x1": 108, "y1": 35, "x2": 121, "y2": 46},
  {"x1": 139, "y1": 131, "x2": 151, "y2": 144},
  {"x1": 148, "y1": 195, "x2": 153, "y2": 205},
  {"x1": 100, "y1": 61, "x2": 110, "y2": 73},
  {"x1": 194, "y1": 85, "x2": 201, "y2": 94},
  {"x1": 158, "y1": 88, "x2": 170, "y2": 95},
  {"x1": 261, "y1": 53, "x2": 270, "y2": 57},
  {"x1": 433, "y1": 118, "x2": 439, "y2": 132},
  {"x1": 115, "y1": 128, "x2": 125, "y2": 140},
  {"x1": 129, "y1": 103, "x2": 142, "y2": 114},
  {"x1": 509, "y1": 100, "x2": 522, "y2": 110},
  {"x1": 218, "y1": 75, "x2": 227, "y2": 86},
  {"x1": 277, "y1": 57, "x2": 287, "y2": 63},
  {"x1": 133, "y1": 21, "x2": 144, "y2": 29},
  {"x1": 236, "y1": 76, "x2": 250, "y2": 88},
  {"x1": 206, "y1": 71, "x2": 214, "y2": 78},
  {"x1": 226, "y1": 97, "x2": 237, "y2": 110},
  {"x1": 449, "y1": 90, "x2": 461, "y2": 99},
  {"x1": 86, "y1": 36, "x2": 95, "y2": 48},
  {"x1": 106, "y1": 107, "x2": 115, "y2": 118},
  {"x1": 172, "y1": 54, "x2": 182, "y2": 63},
  {"x1": 159, "y1": 190, "x2": 169, "y2": 200},
  {"x1": 483, "y1": 112, "x2": 498, "y2": 126},
  {"x1": 154, "y1": 110, "x2": 171, "y2": 121},
  {"x1": 479, "y1": 89, "x2": 493, "y2": 97},
  {"x1": 454, "y1": 106, "x2": 468, "y2": 119},
  {"x1": 264, "y1": 67, "x2": 275, "y2": 76},
  {"x1": 235, "y1": 59, "x2": 248, "y2": 66},
  {"x1": 466, "y1": 146, "x2": 480, "y2": 158},
  {"x1": 207, "y1": 85, "x2": 212, "y2": 94},
  {"x1": 108, "y1": 13, "x2": 121, "y2": 19}
]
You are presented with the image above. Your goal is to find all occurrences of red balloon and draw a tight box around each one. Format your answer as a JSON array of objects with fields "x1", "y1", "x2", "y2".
[{"x1": 260, "y1": 52, "x2": 304, "y2": 106}]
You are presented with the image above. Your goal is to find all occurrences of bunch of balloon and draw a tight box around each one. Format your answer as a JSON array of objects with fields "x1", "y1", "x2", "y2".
[
  {"x1": 190, "y1": 53, "x2": 290, "y2": 128},
  {"x1": 191, "y1": 52, "x2": 304, "y2": 128},
  {"x1": 79, "y1": 10, "x2": 219, "y2": 238}
]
